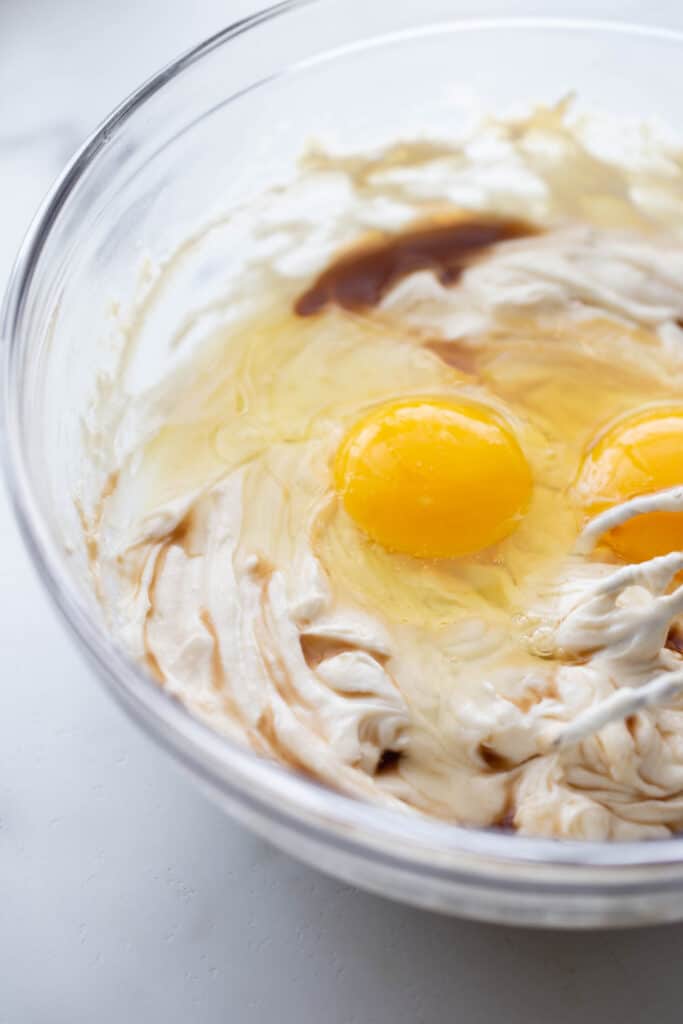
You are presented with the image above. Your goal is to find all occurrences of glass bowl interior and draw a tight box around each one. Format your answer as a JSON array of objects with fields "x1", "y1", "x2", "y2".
[{"x1": 5, "y1": 0, "x2": 683, "y2": 926}]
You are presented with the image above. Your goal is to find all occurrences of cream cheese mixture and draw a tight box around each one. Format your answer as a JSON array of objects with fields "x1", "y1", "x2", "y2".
[{"x1": 82, "y1": 102, "x2": 683, "y2": 840}]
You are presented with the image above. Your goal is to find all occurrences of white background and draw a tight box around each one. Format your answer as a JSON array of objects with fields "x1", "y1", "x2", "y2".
[{"x1": 3, "y1": 2, "x2": 683, "y2": 1021}]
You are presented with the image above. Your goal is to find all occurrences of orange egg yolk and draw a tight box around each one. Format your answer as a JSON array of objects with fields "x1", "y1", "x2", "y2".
[
  {"x1": 575, "y1": 406, "x2": 683, "y2": 562},
  {"x1": 333, "y1": 397, "x2": 532, "y2": 559}
]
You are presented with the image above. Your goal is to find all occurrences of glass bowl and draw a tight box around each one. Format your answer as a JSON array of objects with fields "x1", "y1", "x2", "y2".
[{"x1": 5, "y1": 0, "x2": 683, "y2": 928}]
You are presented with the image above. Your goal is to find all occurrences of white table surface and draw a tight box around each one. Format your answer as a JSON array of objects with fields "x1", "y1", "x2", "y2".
[{"x1": 4, "y1": 2, "x2": 683, "y2": 1021}]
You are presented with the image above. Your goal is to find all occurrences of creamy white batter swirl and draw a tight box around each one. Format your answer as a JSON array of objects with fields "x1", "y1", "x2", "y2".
[{"x1": 86, "y1": 103, "x2": 683, "y2": 840}]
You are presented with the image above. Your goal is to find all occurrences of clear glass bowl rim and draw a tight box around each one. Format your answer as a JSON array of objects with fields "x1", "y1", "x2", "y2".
[{"x1": 5, "y1": 0, "x2": 683, "y2": 889}]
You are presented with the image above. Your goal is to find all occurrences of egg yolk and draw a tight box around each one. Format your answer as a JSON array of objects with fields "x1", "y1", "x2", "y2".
[
  {"x1": 575, "y1": 406, "x2": 683, "y2": 562},
  {"x1": 333, "y1": 397, "x2": 532, "y2": 558}
]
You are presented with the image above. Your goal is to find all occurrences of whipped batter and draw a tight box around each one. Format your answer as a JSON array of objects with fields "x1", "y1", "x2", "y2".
[{"x1": 82, "y1": 102, "x2": 683, "y2": 840}]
